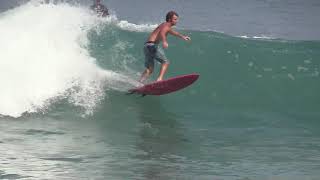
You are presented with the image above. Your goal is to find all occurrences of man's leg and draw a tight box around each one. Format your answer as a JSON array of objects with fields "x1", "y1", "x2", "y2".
[
  {"x1": 154, "y1": 47, "x2": 169, "y2": 82},
  {"x1": 156, "y1": 62, "x2": 169, "y2": 81},
  {"x1": 140, "y1": 44, "x2": 156, "y2": 83}
]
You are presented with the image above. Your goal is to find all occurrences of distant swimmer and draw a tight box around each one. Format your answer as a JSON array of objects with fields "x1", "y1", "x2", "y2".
[
  {"x1": 140, "y1": 11, "x2": 191, "y2": 82},
  {"x1": 91, "y1": 0, "x2": 109, "y2": 17}
]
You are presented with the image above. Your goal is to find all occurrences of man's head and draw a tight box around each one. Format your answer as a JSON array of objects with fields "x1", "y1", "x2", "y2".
[
  {"x1": 166, "y1": 11, "x2": 179, "y2": 25},
  {"x1": 94, "y1": 0, "x2": 101, "y2": 5}
]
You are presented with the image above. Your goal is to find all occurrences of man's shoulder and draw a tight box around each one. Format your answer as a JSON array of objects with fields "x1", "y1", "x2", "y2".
[{"x1": 159, "y1": 22, "x2": 171, "y2": 30}]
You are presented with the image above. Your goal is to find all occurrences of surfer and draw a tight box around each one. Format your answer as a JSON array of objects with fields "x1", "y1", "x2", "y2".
[
  {"x1": 91, "y1": 0, "x2": 109, "y2": 17},
  {"x1": 140, "y1": 11, "x2": 191, "y2": 82}
]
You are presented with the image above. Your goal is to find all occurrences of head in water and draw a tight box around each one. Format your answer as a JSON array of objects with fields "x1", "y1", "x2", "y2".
[{"x1": 166, "y1": 11, "x2": 179, "y2": 25}]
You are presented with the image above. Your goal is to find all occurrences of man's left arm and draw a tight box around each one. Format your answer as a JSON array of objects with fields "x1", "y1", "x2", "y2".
[{"x1": 169, "y1": 29, "x2": 191, "y2": 41}]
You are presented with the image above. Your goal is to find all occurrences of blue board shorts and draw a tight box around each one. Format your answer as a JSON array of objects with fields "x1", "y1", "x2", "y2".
[{"x1": 144, "y1": 42, "x2": 169, "y2": 69}]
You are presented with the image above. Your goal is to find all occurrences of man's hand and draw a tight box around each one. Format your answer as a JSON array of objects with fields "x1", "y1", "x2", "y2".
[
  {"x1": 163, "y1": 41, "x2": 169, "y2": 49},
  {"x1": 183, "y1": 36, "x2": 191, "y2": 41}
]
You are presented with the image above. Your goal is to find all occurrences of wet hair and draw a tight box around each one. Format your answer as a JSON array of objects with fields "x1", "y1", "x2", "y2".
[{"x1": 166, "y1": 11, "x2": 179, "y2": 22}]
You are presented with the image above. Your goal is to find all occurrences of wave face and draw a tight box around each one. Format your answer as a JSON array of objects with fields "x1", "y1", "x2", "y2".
[{"x1": 89, "y1": 25, "x2": 320, "y2": 112}]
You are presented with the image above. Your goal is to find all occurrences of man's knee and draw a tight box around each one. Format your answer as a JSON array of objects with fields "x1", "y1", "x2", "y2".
[
  {"x1": 162, "y1": 62, "x2": 169, "y2": 67},
  {"x1": 163, "y1": 59, "x2": 170, "y2": 65}
]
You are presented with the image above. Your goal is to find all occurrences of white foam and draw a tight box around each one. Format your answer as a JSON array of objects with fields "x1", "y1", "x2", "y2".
[
  {"x1": 116, "y1": 20, "x2": 158, "y2": 32},
  {"x1": 84, "y1": 12, "x2": 158, "y2": 32},
  {"x1": 239, "y1": 35, "x2": 275, "y2": 40},
  {"x1": 0, "y1": 1, "x2": 137, "y2": 117}
]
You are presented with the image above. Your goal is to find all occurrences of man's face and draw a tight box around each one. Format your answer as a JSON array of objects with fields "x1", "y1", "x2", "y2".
[{"x1": 170, "y1": 15, "x2": 179, "y2": 25}]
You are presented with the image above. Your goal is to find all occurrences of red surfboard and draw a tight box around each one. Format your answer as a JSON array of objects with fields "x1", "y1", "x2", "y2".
[{"x1": 128, "y1": 73, "x2": 199, "y2": 96}]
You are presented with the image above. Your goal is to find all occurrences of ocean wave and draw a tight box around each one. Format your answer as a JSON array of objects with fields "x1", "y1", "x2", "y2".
[{"x1": 0, "y1": 1, "x2": 139, "y2": 117}]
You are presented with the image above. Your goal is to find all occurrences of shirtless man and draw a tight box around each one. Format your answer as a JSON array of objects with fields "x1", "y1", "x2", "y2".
[{"x1": 140, "y1": 11, "x2": 191, "y2": 82}]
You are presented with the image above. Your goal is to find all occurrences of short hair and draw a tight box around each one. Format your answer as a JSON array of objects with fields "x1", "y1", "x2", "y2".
[{"x1": 166, "y1": 11, "x2": 179, "y2": 22}]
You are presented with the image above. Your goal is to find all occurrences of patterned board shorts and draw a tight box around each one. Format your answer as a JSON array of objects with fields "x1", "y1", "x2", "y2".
[{"x1": 144, "y1": 42, "x2": 169, "y2": 68}]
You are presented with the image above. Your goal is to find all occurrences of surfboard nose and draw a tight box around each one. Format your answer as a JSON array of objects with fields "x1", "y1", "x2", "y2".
[{"x1": 189, "y1": 73, "x2": 200, "y2": 81}]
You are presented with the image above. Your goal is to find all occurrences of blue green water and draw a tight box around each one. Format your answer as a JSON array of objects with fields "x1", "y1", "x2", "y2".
[{"x1": 0, "y1": 1, "x2": 320, "y2": 180}]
